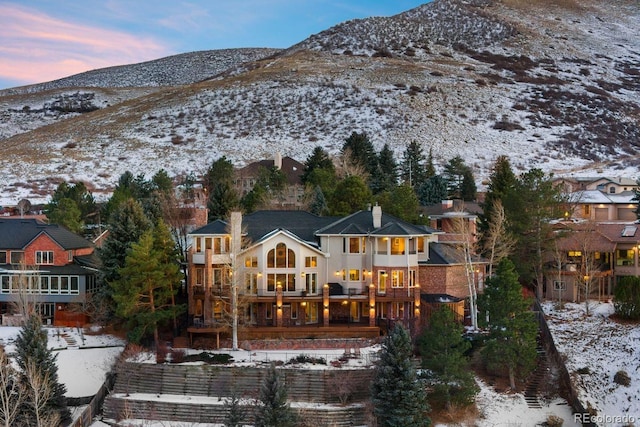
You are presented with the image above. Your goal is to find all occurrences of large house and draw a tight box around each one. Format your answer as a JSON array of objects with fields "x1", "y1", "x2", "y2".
[
  {"x1": 186, "y1": 206, "x2": 485, "y2": 343},
  {"x1": 0, "y1": 218, "x2": 100, "y2": 325}
]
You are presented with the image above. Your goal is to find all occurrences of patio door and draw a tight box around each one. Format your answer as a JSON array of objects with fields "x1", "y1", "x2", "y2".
[{"x1": 350, "y1": 301, "x2": 360, "y2": 322}]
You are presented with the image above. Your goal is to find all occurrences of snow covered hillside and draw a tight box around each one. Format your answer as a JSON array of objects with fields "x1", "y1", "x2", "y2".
[{"x1": 1, "y1": 0, "x2": 639, "y2": 204}]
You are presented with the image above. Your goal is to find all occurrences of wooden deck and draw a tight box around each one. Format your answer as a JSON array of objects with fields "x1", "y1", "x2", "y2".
[{"x1": 187, "y1": 324, "x2": 381, "y2": 346}]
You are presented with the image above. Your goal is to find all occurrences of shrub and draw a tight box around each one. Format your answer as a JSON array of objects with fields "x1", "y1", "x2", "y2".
[
  {"x1": 287, "y1": 354, "x2": 326, "y2": 365},
  {"x1": 614, "y1": 276, "x2": 640, "y2": 320},
  {"x1": 544, "y1": 415, "x2": 564, "y2": 427},
  {"x1": 576, "y1": 367, "x2": 591, "y2": 375},
  {"x1": 614, "y1": 370, "x2": 631, "y2": 387},
  {"x1": 183, "y1": 352, "x2": 234, "y2": 364}
]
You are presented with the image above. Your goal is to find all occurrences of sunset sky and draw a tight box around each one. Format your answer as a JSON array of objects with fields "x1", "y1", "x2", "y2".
[{"x1": 0, "y1": 1, "x2": 427, "y2": 90}]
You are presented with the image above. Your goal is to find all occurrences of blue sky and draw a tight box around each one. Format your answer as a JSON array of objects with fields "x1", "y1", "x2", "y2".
[{"x1": 0, "y1": 1, "x2": 428, "y2": 90}]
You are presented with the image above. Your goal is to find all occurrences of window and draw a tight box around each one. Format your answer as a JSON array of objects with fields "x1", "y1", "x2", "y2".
[
  {"x1": 305, "y1": 256, "x2": 317, "y2": 268},
  {"x1": 195, "y1": 268, "x2": 204, "y2": 286},
  {"x1": 417, "y1": 237, "x2": 425, "y2": 253},
  {"x1": 378, "y1": 271, "x2": 387, "y2": 293},
  {"x1": 617, "y1": 249, "x2": 634, "y2": 266},
  {"x1": 349, "y1": 269, "x2": 360, "y2": 281},
  {"x1": 305, "y1": 273, "x2": 317, "y2": 294},
  {"x1": 377, "y1": 237, "x2": 388, "y2": 255},
  {"x1": 245, "y1": 256, "x2": 257, "y2": 268},
  {"x1": 305, "y1": 303, "x2": 318, "y2": 323},
  {"x1": 196, "y1": 238, "x2": 202, "y2": 252},
  {"x1": 70, "y1": 277, "x2": 79, "y2": 295},
  {"x1": 553, "y1": 281, "x2": 566, "y2": 291},
  {"x1": 205, "y1": 237, "x2": 212, "y2": 250},
  {"x1": 391, "y1": 238, "x2": 405, "y2": 255},
  {"x1": 36, "y1": 251, "x2": 54, "y2": 265},
  {"x1": 391, "y1": 270, "x2": 404, "y2": 288},
  {"x1": 291, "y1": 303, "x2": 298, "y2": 319},
  {"x1": 212, "y1": 269, "x2": 224, "y2": 294},
  {"x1": 267, "y1": 243, "x2": 295, "y2": 268},
  {"x1": 409, "y1": 270, "x2": 417, "y2": 288},
  {"x1": 609, "y1": 186, "x2": 616, "y2": 194},
  {"x1": 10, "y1": 251, "x2": 24, "y2": 264},
  {"x1": 583, "y1": 205, "x2": 590, "y2": 216},
  {"x1": 50, "y1": 277, "x2": 59, "y2": 294},
  {"x1": 266, "y1": 304, "x2": 273, "y2": 320},
  {"x1": 568, "y1": 251, "x2": 582, "y2": 257},
  {"x1": 68, "y1": 250, "x2": 73, "y2": 262},
  {"x1": 0, "y1": 251, "x2": 6, "y2": 264},
  {"x1": 345, "y1": 237, "x2": 365, "y2": 254},
  {"x1": 245, "y1": 273, "x2": 258, "y2": 294},
  {"x1": 1, "y1": 276, "x2": 10, "y2": 293},
  {"x1": 267, "y1": 273, "x2": 296, "y2": 292},
  {"x1": 214, "y1": 237, "x2": 230, "y2": 254}
]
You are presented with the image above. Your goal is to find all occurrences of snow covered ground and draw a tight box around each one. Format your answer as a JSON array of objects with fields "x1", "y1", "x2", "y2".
[
  {"x1": 1, "y1": 305, "x2": 636, "y2": 426},
  {"x1": 543, "y1": 301, "x2": 640, "y2": 426}
]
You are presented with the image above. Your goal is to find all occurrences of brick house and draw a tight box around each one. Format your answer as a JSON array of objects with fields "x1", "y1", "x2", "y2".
[
  {"x1": 0, "y1": 218, "x2": 100, "y2": 325},
  {"x1": 187, "y1": 206, "x2": 486, "y2": 342}
]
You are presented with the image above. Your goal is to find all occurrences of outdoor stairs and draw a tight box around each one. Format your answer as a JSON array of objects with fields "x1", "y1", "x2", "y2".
[
  {"x1": 60, "y1": 332, "x2": 78, "y2": 348},
  {"x1": 524, "y1": 342, "x2": 548, "y2": 409}
]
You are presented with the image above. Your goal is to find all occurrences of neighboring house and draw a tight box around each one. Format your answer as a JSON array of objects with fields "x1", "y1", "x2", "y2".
[
  {"x1": 233, "y1": 153, "x2": 306, "y2": 209},
  {"x1": 554, "y1": 176, "x2": 639, "y2": 194},
  {"x1": 0, "y1": 218, "x2": 100, "y2": 326},
  {"x1": 543, "y1": 222, "x2": 640, "y2": 302},
  {"x1": 565, "y1": 190, "x2": 637, "y2": 222},
  {"x1": 186, "y1": 206, "x2": 486, "y2": 343}
]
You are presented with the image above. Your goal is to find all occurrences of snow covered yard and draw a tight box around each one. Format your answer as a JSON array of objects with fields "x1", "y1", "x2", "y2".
[
  {"x1": 543, "y1": 301, "x2": 640, "y2": 425},
  {"x1": 0, "y1": 325, "x2": 125, "y2": 398}
]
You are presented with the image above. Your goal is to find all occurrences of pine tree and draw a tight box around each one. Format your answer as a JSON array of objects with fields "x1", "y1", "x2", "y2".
[
  {"x1": 111, "y1": 228, "x2": 184, "y2": 347},
  {"x1": 401, "y1": 141, "x2": 428, "y2": 190},
  {"x1": 342, "y1": 131, "x2": 378, "y2": 178},
  {"x1": 223, "y1": 390, "x2": 247, "y2": 427},
  {"x1": 371, "y1": 324, "x2": 431, "y2": 427},
  {"x1": 418, "y1": 175, "x2": 448, "y2": 206},
  {"x1": 478, "y1": 259, "x2": 538, "y2": 390},
  {"x1": 372, "y1": 143, "x2": 398, "y2": 194},
  {"x1": 378, "y1": 184, "x2": 420, "y2": 223},
  {"x1": 14, "y1": 315, "x2": 70, "y2": 426},
  {"x1": 302, "y1": 146, "x2": 335, "y2": 185},
  {"x1": 443, "y1": 156, "x2": 473, "y2": 200},
  {"x1": 308, "y1": 185, "x2": 328, "y2": 216},
  {"x1": 208, "y1": 181, "x2": 239, "y2": 221},
  {"x1": 254, "y1": 363, "x2": 297, "y2": 427},
  {"x1": 418, "y1": 306, "x2": 478, "y2": 409}
]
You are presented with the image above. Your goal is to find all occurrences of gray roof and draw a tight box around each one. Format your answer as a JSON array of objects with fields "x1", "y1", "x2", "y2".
[
  {"x1": 0, "y1": 219, "x2": 93, "y2": 250},
  {"x1": 316, "y1": 210, "x2": 430, "y2": 236}
]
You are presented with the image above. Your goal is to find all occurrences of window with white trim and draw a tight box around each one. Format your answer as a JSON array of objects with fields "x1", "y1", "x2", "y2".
[{"x1": 36, "y1": 251, "x2": 54, "y2": 265}]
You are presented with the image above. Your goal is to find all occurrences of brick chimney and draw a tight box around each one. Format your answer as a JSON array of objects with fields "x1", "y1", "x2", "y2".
[{"x1": 372, "y1": 204, "x2": 382, "y2": 229}]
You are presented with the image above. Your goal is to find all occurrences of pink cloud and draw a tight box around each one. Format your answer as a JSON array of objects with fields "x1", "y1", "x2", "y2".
[{"x1": 0, "y1": 4, "x2": 172, "y2": 85}]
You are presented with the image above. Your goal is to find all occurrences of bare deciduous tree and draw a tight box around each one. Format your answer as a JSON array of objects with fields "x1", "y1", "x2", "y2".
[
  {"x1": 23, "y1": 361, "x2": 61, "y2": 427},
  {"x1": 0, "y1": 348, "x2": 25, "y2": 427},
  {"x1": 479, "y1": 200, "x2": 515, "y2": 278},
  {"x1": 449, "y1": 210, "x2": 479, "y2": 330}
]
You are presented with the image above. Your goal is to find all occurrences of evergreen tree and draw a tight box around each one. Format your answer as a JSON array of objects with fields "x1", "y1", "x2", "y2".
[
  {"x1": 14, "y1": 315, "x2": 70, "y2": 426},
  {"x1": 151, "y1": 169, "x2": 173, "y2": 195},
  {"x1": 329, "y1": 175, "x2": 372, "y2": 216},
  {"x1": 46, "y1": 198, "x2": 83, "y2": 234},
  {"x1": 254, "y1": 363, "x2": 297, "y2": 427},
  {"x1": 303, "y1": 168, "x2": 337, "y2": 200},
  {"x1": 208, "y1": 181, "x2": 239, "y2": 222},
  {"x1": 204, "y1": 157, "x2": 235, "y2": 193},
  {"x1": 378, "y1": 184, "x2": 420, "y2": 223},
  {"x1": 478, "y1": 259, "x2": 538, "y2": 390},
  {"x1": 401, "y1": 141, "x2": 428, "y2": 190},
  {"x1": 223, "y1": 391, "x2": 247, "y2": 427},
  {"x1": 308, "y1": 185, "x2": 328, "y2": 216},
  {"x1": 478, "y1": 156, "x2": 518, "y2": 258},
  {"x1": 613, "y1": 276, "x2": 640, "y2": 320},
  {"x1": 418, "y1": 306, "x2": 478, "y2": 409},
  {"x1": 302, "y1": 146, "x2": 335, "y2": 185},
  {"x1": 460, "y1": 168, "x2": 477, "y2": 201},
  {"x1": 371, "y1": 323, "x2": 431, "y2": 427},
  {"x1": 372, "y1": 143, "x2": 398, "y2": 194},
  {"x1": 425, "y1": 147, "x2": 436, "y2": 179},
  {"x1": 418, "y1": 175, "x2": 448, "y2": 206},
  {"x1": 342, "y1": 131, "x2": 378, "y2": 177},
  {"x1": 442, "y1": 156, "x2": 472, "y2": 200},
  {"x1": 111, "y1": 228, "x2": 184, "y2": 346}
]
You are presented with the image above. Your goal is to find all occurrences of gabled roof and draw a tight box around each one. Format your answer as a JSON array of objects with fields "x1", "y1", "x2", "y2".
[
  {"x1": 190, "y1": 219, "x2": 229, "y2": 235},
  {"x1": 568, "y1": 190, "x2": 636, "y2": 204},
  {"x1": 316, "y1": 210, "x2": 429, "y2": 236},
  {"x1": 243, "y1": 211, "x2": 336, "y2": 243},
  {"x1": 0, "y1": 219, "x2": 93, "y2": 250},
  {"x1": 235, "y1": 156, "x2": 304, "y2": 186}
]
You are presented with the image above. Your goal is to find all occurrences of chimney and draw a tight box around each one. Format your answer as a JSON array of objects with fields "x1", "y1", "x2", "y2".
[
  {"x1": 274, "y1": 152, "x2": 282, "y2": 170},
  {"x1": 372, "y1": 204, "x2": 382, "y2": 229}
]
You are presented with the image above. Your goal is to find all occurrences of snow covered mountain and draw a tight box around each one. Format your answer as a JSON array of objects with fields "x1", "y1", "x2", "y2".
[{"x1": 1, "y1": 0, "x2": 639, "y2": 204}]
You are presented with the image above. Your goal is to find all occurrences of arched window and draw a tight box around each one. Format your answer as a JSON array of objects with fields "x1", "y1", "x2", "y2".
[{"x1": 267, "y1": 243, "x2": 296, "y2": 269}]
